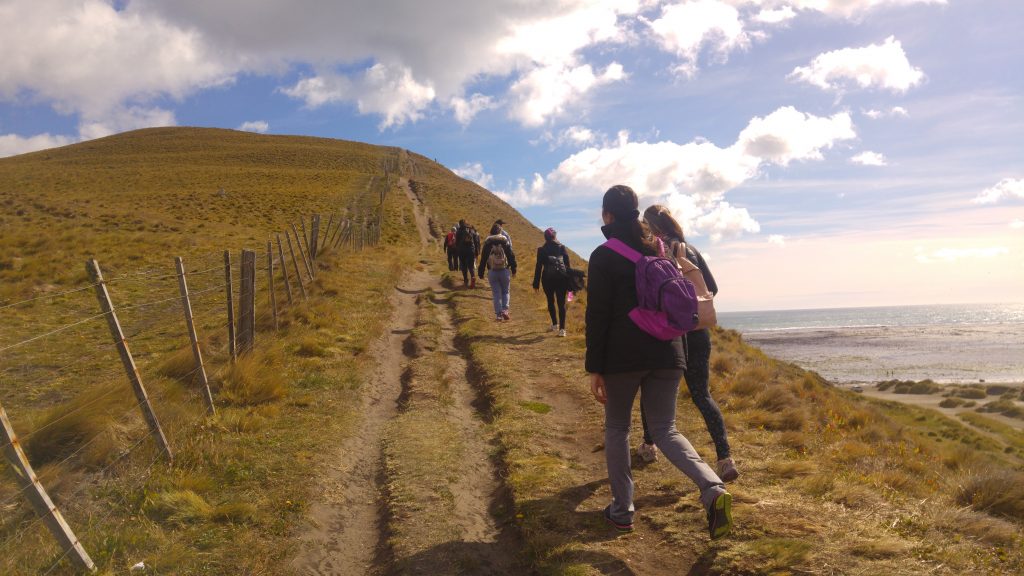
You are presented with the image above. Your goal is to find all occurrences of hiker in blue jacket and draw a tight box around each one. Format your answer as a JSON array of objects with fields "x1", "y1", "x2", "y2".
[
  {"x1": 586, "y1": 184, "x2": 732, "y2": 540},
  {"x1": 639, "y1": 205, "x2": 738, "y2": 483}
]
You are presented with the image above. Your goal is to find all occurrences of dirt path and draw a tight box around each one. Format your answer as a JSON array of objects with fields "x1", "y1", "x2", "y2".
[
  {"x1": 291, "y1": 265, "x2": 431, "y2": 576},
  {"x1": 292, "y1": 174, "x2": 522, "y2": 575}
]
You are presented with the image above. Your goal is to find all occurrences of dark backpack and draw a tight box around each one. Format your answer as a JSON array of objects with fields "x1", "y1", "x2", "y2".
[{"x1": 603, "y1": 238, "x2": 700, "y2": 341}]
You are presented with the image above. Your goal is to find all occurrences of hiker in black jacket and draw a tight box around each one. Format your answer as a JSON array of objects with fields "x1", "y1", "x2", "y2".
[
  {"x1": 454, "y1": 220, "x2": 478, "y2": 288},
  {"x1": 478, "y1": 224, "x2": 517, "y2": 321},
  {"x1": 586, "y1": 184, "x2": 731, "y2": 540},
  {"x1": 639, "y1": 205, "x2": 736, "y2": 483},
  {"x1": 533, "y1": 227, "x2": 571, "y2": 337}
]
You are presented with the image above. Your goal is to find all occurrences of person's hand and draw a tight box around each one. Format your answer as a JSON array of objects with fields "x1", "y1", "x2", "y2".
[{"x1": 590, "y1": 373, "x2": 607, "y2": 405}]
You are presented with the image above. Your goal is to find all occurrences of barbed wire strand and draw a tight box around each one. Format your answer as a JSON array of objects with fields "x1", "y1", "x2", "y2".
[{"x1": 0, "y1": 284, "x2": 102, "y2": 312}]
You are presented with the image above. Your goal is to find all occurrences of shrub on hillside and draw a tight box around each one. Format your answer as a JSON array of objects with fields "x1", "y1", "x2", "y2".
[
  {"x1": 956, "y1": 471, "x2": 1024, "y2": 521},
  {"x1": 955, "y1": 387, "x2": 988, "y2": 400}
]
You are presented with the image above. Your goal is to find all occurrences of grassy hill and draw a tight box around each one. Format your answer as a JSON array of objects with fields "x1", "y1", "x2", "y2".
[{"x1": 0, "y1": 128, "x2": 1021, "y2": 575}]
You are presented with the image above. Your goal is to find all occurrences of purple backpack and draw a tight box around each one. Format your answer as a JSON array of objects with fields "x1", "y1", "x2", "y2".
[{"x1": 603, "y1": 238, "x2": 700, "y2": 341}]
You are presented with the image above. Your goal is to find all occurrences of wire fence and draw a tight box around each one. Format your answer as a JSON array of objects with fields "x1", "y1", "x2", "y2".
[{"x1": 0, "y1": 208, "x2": 386, "y2": 574}]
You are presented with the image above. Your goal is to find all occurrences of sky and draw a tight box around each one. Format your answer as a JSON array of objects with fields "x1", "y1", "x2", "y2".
[{"x1": 1, "y1": 0, "x2": 1022, "y2": 311}]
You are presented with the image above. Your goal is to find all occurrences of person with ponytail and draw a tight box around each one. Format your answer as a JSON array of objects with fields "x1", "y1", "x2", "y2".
[
  {"x1": 532, "y1": 227, "x2": 571, "y2": 336},
  {"x1": 586, "y1": 185, "x2": 733, "y2": 539},
  {"x1": 640, "y1": 205, "x2": 737, "y2": 482}
]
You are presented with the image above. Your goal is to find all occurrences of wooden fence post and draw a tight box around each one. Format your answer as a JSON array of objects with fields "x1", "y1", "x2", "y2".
[
  {"x1": 310, "y1": 214, "x2": 320, "y2": 263},
  {"x1": 0, "y1": 402, "x2": 96, "y2": 573},
  {"x1": 286, "y1": 232, "x2": 307, "y2": 300},
  {"x1": 175, "y1": 257, "x2": 216, "y2": 415},
  {"x1": 323, "y1": 213, "x2": 335, "y2": 252},
  {"x1": 276, "y1": 234, "x2": 293, "y2": 305},
  {"x1": 291, "y1": 224, "x2": 313, "y2": 281},
  {"x1": 266, "y1": 241, "x2": 278, "y2": 330},
  {"x1": 86, "y1": 259, "x2": 173, "y2": 462},
  {"x1": 237, "y1": 250, "x2": 256, "y2": 355},
  {"x1": 299, "y1": 218, "x2": 314, "y2": 273},
  {"x1": 223, "y1": 251, "x2": 237, "y2": 363}
]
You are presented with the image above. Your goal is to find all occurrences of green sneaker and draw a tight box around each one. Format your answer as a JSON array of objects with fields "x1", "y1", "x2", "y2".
[{"x1": 707, "y1": 492, "x2": 733, "y2": 540}]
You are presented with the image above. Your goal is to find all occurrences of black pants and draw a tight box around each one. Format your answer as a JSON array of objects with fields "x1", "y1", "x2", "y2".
[
  {"x1": 542, "y1": 279, "x2": 567, "y2": 329},
  {"x1": 459, "y1": 250, "x2": 475, "y2": 282},
  {"x1": 641, "y1": 329, "x2": 731, "y2": 460},
  {"x1": 447, "y1": 250, "x2": 459, "y2": 271}
]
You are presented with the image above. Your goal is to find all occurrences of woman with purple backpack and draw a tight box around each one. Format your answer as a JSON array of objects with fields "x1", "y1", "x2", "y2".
[
  {"x1": 636, "y1": 205, "x2": 739, "y2": 483},
  {"x1": 586, "y1": 184, "x2": 732, "y2": 539}
]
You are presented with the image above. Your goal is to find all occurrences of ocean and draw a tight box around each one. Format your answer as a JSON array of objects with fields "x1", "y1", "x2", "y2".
[{"x1": 718, "y1": 303, "x2": 1024, "y2": 385}]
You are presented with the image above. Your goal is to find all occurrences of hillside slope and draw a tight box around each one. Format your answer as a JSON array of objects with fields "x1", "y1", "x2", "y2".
[{"x1": 0, "y1": 129, "x2": 1021, "y2": 575}]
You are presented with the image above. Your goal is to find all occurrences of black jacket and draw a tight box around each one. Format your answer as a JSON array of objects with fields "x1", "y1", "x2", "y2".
[
  {"x1": 478, "y1": 235, "x2": 517, "y2": 277},
  {"x1": 532, "y1": 241, "x2": 570, "y2": 289},
  {"x1": 455, "y1": 225, "x2": 477, "y2": 255},
  {"x1": 585, "y1": 221, "x2": 686, "y2": 374}
]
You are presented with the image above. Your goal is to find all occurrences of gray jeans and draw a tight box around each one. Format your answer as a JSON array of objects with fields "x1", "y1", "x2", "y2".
[{"x1": 604, "y1": 369, "x2": 725, "y2": 524}]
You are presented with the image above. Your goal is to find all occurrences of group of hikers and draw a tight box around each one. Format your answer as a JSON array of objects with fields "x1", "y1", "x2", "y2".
[
  {"x1": 443, "y1": 184, "x2": 736, "y2": 540},
  {"x1": 444, "y1": 218, "x2": 574, "y2": 337}
]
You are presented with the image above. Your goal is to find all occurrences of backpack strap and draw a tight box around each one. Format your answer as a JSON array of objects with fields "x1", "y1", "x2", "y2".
[{"x1": 603, "y1": 238, "x2": 641, "y2": 263}]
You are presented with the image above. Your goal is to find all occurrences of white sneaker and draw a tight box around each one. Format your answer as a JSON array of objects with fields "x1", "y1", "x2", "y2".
[
  {"x1": 558, "y1": 329, "x2": 566, "y2": 337},
  {"x1": 637, "y1": 443, "x2": 658, "y2": 463},
  {"x1": 549, "y1": 324, "x2": 558, "y2": 332}
]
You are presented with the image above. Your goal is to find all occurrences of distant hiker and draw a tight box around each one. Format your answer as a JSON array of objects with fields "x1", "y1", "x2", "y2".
[
  {"x1": 455, "y1": 220, "x2": 478, "y2": 288},
  {"x1": 445, "y1": 226, "x2": 459, "y2": 271},
  {"x1": 495, "y1": 219, "x2": 512, "y2": 247},
  {"x1": 586, "y1": 184, "x2": 732, "y2": 540},
  {"x1": 532, "y1": 227, "x2": 571, "y2": 337},
  {"x1": 478, "y1": 223, "x2": 517, "y2": 321},
  {"x1": 637, "y1": 205, "x2": 737, "y2": 482}
]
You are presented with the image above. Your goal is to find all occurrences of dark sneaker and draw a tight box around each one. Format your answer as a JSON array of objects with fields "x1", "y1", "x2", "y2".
[
  {"x1": 717, "y1": 458, "x2": 739, "y2": 483},
  {"x1": 603, "y1": 505, "x2": 633, "y2": 533},
  {"x1": 707, "y1": 492, "x2": 733, "y2": 540}
]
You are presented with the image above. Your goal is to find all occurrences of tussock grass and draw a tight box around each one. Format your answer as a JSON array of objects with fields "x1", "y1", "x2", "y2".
[
  {"x1": 957, "y1": 471, "x2": 1024, "y2": 521},
  {"x1": 156, "y1": 346, "x2": 202, "y2": 384},
  {"x1": 23, "y1": 382, "x2": 135, "y2": 468},
  {"x1": 145, "y1": 489, "x2": 214, "y2": 524},
  {"x1": 218, "y1": 353, "x2": 288, "y2": 405}
]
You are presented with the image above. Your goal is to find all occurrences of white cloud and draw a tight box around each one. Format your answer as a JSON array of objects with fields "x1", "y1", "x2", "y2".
[
  {"x1": 645, "y1": 0, "x2": 750, "y2": 76},
  {"x1": 915, "y1": 246, "x2": 1010, "y2": 264},
  {"x1": 781, "y1": 0, "x2": 948, "y2": 18},
  {"x1": 507, "y1": 61, "x2": 624, "y2": 126},
  {"x1": 543, "y1": 106, "x2": 855, "y2": 238},
  {"x1": 768, "y1": 234, "x2": 786, "y2": 246},
  {"x1": 454, "y1": 162, "x2": 495, "y2": 189},
  {"x1": 752, "y1": 7, "x2": 797, "y2": 24},
  {"x1": 1011, "y1": 219, "x2": 1024, "y2": 230},
  {"x1": 450, "y1": 93, "x2": 496, "y2": 125},
  {"x1": 0, "y1": 133, "x2": 75, "y2": 158},
  {"x1": 789, "y1": 36, "x2": 924, "y2": 93},
  {"x1": 238, "y1": 120, "x2": 269, "y2": 133},
  {"x1": 850, "y1": 151, "x2": 887, "y2": 166},
  {"x1": 77, "y1": 105, "x2": 176, "y2": 140},
  {"x1": 973, "y1": 178, "x2": 1024, "y2": 204},
  {"x1": 863, "y1": 106, "x2": 909, "y2": 119},
  {"x1": 495, "y1": 173, "x2": 548, "y2": 207},
  {"x1": 0, "y1": 0, "x2": 231, "y2": 131},
  {"x1": 283, "y1": 63, "x2": 435, "y2": 128}
]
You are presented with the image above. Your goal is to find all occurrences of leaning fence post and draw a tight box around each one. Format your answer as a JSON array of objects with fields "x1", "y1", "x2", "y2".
[
  {"x1": 298, "y1": 218, "x2": 314, "y2": 273},
  {"x1": 0, "y1": 402, "x2": 96, "y2": 573},
  {"x1": 237, "y1": 250, "x2": 256, "y2": 355},
  {"x1": 266, "y1": 241, "x2": 278, "y2": 330},
  {"x1": 175, "y1": 257, "x2": 216, "y2": 415},
  {"x1": 223, "y1": 251, "x2": 237, "y2": 363},
  {"x1": 276, "y1": 234, "x2": 293, "y2": 305},
  {"x1": 286, "y1": 232, "x2": 308, "y2": 300},
  {"x1": 310, "y1": 214, "x2": 321, "y2": 263},
  {"x1": 86, "y1": 259, "x2": 173, "y2": 461},
  {"x1": 323, "y1": 213, "x2": 335, "y2": 253},
  {"x1": 291, "y1": 224, "x2": 314, "y2": 281}
]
